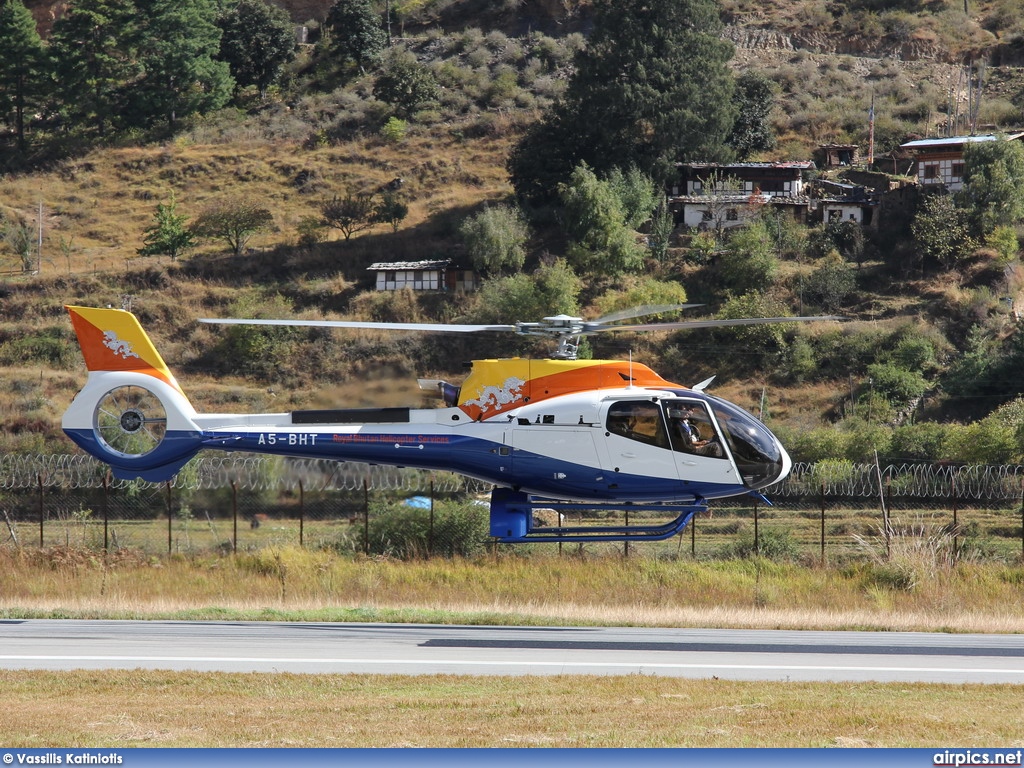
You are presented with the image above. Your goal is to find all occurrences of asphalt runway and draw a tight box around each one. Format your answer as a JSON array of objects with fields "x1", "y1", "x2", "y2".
[{"x1": 1, "y1": 619, "x2": 1022, "y2": 683}]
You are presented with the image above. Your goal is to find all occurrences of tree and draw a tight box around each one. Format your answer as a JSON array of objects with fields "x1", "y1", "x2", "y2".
[
  {"x1": 470, "y1": 260, "x2": 582, "y2": 325},
  {"x1": 804, "y1": 251, "x2": 856, "y2": 311},
  {"x1": 124, "y1": 0, "x2": 233, "y2": 129},
  {"x1": 217, "y1": 0, "x2": 296, "y2": 99},
  {"x1": 728, "y1": 71, "x2": 777, "y2": 160},
  {"x1": 958, "y1": 138, "x2": 1024, "y2": 235},
  {"x1": 324, "y1": 0, "x2": 387, "y2": 73},
  {"x1": 592, "y1": 277, "x2": 688, "y2": 318},
  {"x1": 911, "y1": 191, "x2": 975, "y2": 270},
  {"x1": 2, "y1": 212, "x2": 34, "y2": 272},
  {"x1": 320, "y1": 191, "x2": 378, "y2": 241},
  {"x1": 606, "y1": 166, "x2": 659, "y2": 230},
  {"x1": 558, "y1": 163, "x2": 644, "y2": 276},
  {"x1": 373, "y1": 47, "x2": 439, "y2": 118},
  {"x1": 191, "y1": 198, "x2": 273, "y2": 255},
  {"x1": 647, "y1": 200, "x2": 675, "y2": 262},
  {"x1": 0, "y1": 0, "x2": 47, "y2": 153},
  {"x1": 716, "y1": 217, "x2": 778, "y2": 293},
  {"x1": 50, "y1": 0, "x2": 139, "y2": 136},
  {"x1": 509, "y1": 0, "x2": 737, "y2": 203},
  {"x1": 138, "y1": 195, "x2": 196, "y2": 260},
  {"x1": 459, "y1": 204, "x2": 530, "y2": 276},
  {"x1": 374, "y1": 190, "x2": 408, "y2": 232}
]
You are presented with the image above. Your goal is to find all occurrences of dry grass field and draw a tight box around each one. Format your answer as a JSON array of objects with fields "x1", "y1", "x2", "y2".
[
  {"x1": 4, "y1": 669, "x2": 1023, "y2": 747},
  {"x1": 3, "y1": 542, "x2": 1024, "y2": 634}
]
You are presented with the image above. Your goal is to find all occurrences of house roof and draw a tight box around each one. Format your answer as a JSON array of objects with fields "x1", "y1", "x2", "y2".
[
  {"x1": 368, "y1": 260, "x2": 450, "y2": 271},
  {"x1": 676, "y1": 161, "x2": 815, "y2": 170},
  {"x1": 900, "y1": 132, "x2": 1024, "y2": 150}
]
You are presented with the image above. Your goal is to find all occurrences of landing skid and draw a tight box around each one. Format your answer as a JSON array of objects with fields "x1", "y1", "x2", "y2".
[{"x1": 488, "y1": 488, "x2": 707, "y2": 543}]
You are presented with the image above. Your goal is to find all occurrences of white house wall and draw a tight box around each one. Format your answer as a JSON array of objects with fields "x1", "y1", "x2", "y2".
[{"x1": 917, "y1": 159, "x2": 965, "y2": 191}]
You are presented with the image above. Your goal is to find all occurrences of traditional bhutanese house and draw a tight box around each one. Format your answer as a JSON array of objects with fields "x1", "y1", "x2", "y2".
[
  {"x1": 670, "y1": 161, "x2": 816, "y2": 198},
  {"x1": 368, "y1": 260, "x2": 479, "y2": 292},
  {"x1": 816, "y1": 143, "x2": 860, "y2": 168},
  {"x1": 667, "y1": 161, "x2": 816, "y2": 230},
  {"x1": 899, "y1": 132, "x2": 1024, "y2": 192},
  {"x1": 815, "y1": 179, "x2": 877, "y2": 226}
]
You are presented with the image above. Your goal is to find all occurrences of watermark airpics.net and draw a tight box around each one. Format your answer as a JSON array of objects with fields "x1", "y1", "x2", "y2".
[{"x1": 934, "y1": 751, "x2": 1023, "y2": 766}]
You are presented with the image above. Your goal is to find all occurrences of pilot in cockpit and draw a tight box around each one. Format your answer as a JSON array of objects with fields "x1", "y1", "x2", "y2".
[{"x1": 669, "y1": 406, "x2": 724, "y2": 458}]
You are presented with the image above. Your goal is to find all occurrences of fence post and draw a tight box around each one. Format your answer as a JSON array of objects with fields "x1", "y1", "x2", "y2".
[
  {"x1": 624, "y1": 507, "x2": 629, "y2": 559},
  {"x1": 298, "y1": 480, "x2": 304, "y2": 548},
  {"x1": 690, "y1": 510, "x2": 696, "y2": 557},
  {"x1": 819, "y1": 482, "x2": 826, "y2": 566},
  {"x1": 102, "y1": 471, "x2": 109, "y2": 551},
  {"x1": 231, "y1": 480, "x2": 238, "y2": 553},
  {"x1": 1020, "y1": 477, "x2": 1023, "y2": 562},
  {"x1": 166, "y1": 481, "x2": 173, "y2": 555},
  {"x1": 37, "y1": 473, "x2": 44, "y2": 548},
  {"x1": 952, "y1": 474, "x2": 959, "y2": 562},
  {"x1": 883, "y1": 479, "x2": 891, "y2": 561},
  {"x1": 363, "y1": 477, "x2": 369, "y2": 556},
  {"x1": 428, "y1": 478, "x2": 435, "y2": 558},
  {"x1": 753, "y1": 498, "x2": 759, "y2": 556}
]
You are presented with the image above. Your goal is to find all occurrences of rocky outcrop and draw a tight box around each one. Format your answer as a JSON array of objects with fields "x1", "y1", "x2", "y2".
[{"x1": 725, "y1": 24, "x2": 947, "y2": 62}]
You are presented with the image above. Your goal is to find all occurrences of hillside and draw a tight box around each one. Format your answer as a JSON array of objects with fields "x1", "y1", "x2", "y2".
[{"x1": 3, "y1": 0, "x2": 1024, "y2": 465}]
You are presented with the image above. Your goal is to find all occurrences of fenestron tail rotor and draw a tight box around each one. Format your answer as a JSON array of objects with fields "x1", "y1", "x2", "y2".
[{"x1": 94, "y1": 385, "x2": 168, "y2": 458}]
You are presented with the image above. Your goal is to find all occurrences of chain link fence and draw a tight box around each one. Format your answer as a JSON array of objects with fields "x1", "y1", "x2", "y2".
[{"x1": 1, "y1": 455, "x2": 1023, "y2": 561}]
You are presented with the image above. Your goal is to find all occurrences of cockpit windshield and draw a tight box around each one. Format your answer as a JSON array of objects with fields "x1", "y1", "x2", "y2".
[{"x1": 704, "y1": 395, "x2": 787, "y2": 489}]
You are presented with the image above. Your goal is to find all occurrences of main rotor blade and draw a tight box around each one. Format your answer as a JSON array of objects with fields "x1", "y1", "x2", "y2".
[
  {"x1": 199, "y1": 318, "x2": 519, "y2": 333},
  {"x1": 591, "y1": 316, "x2": 844, "y2": 333},
  {"x1": 592, "y1": 303, "x2": 705, "y2": 325}
]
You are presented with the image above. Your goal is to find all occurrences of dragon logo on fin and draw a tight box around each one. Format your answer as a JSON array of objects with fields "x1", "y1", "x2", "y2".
[{"x1": 102, "y1": 330, "x2": 140, "y2": 360}]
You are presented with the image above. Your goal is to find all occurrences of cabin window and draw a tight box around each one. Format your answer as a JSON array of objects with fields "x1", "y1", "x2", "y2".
[
  {"x1": 606, "y1": 401, "x2": 669, "y2": 449},
  {"x1": 726, "y1": 208, "x2": 739, "y2": 221}
]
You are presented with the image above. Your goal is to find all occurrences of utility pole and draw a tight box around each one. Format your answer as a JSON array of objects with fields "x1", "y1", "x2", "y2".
[
  {"x1": 36, "y1": 199, "x2": 43, "y2": 274},
  {"x1": 867, "y1": 93, "x2": 875, "y2": 170}
]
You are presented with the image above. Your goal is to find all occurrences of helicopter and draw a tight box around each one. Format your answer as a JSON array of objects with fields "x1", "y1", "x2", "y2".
[{"x1": 61, "y1": 304, "x2": 839, "y2": 543}]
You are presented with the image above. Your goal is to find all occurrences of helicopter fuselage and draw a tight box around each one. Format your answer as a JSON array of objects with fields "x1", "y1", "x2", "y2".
[{"x1": 61, "y1": 306, "x2": 795, "y2": 541}]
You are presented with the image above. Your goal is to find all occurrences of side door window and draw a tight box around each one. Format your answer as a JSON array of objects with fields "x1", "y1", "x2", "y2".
[{"x1": 606, "y1": 400, "x2": 670, "y2": 449}]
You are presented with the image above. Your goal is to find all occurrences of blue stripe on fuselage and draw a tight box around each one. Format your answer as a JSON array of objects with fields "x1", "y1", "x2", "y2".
[{"x1": 66, "y1": 425, "x2": 746, "y2": 502}]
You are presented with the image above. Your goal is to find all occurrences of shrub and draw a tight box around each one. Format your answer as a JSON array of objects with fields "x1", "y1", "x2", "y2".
[
  {"x1": 804, "y1": 251, "x2": 856, "y2": 311},
  {"x1": 0, "y1": 327, "x2": 75, "y2": 368},
  {"x1": 865, "y1": 361, "x2": 928, "y2": 410},
  {"x1": 365, "y1": 499, "x2": 490, "y2": 559},
  {"x1": 723, "y1": 527, "x2": 800, "y2": 561},
  {"x1": 380, "y1": 117, "x2": 407, "y2": 143}
]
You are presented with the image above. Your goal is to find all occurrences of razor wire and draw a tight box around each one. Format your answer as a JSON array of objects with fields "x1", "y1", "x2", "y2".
[
  {"x1": 0, "y1": 454, "x2": 492, "y2": 495},
  {"x1": 774, "y1": 462, "x2": 1024, "y2": 501}
]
